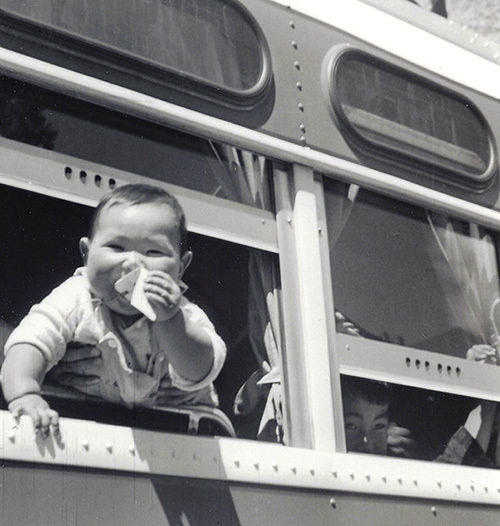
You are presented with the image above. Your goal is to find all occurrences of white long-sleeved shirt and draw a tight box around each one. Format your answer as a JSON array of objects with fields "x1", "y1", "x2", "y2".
[{"x1": 4, "y1": 268, "x2": 226, "y2": 407}]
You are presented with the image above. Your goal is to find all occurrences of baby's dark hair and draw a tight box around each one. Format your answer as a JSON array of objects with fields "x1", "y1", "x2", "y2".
[
  {"x1": 89, "y1": 183, "x2": 188, "y2": 254},
  {"x1": 341, "y1": 375, "x2": 391, "y2": 406}
]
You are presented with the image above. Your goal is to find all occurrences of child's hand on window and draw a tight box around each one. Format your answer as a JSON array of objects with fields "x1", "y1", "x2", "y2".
[
  {"x1": 466, "y1": 344, "x2": 499, "y2": 365},
  {"x1": 335, "y1": 311, "x2": 361, "y2": 336},
  {"x1": 144, "y1": 270, "x2": 184, "y2": 322},
  {"x1": 387, "y1": 422, "x2": 417, "y2": 458},
  {"x1": 8, "y1": 393, "x2": 60, "y2": 439}
]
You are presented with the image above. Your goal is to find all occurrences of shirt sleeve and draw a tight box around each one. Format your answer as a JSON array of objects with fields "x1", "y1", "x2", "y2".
[
  {"x1": 4, "y1": 276, "x2": 90, "y2": 366},
  {"x1": 434, "y1": 426, "x2": 495, "y2": 468},
  {"x1": 168, "y1": 301, "x2": 227, "y2": 392}
]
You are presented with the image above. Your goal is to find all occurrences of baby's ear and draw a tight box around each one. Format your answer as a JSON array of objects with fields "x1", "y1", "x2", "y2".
[
  {"x1": 179, "y1": 250, "x2": 193, "y2": 278},
  {"x1": 79, "y1": 237, "x2": 90, "y2": 264}
]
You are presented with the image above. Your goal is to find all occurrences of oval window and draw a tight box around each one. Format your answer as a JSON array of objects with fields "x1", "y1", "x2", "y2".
[
  {"x1": 331, "y1": 51, "x2": 496, "y2": 189},
  {"x1": 0, "y1": 0, "x2": 271, "y2": 100}
]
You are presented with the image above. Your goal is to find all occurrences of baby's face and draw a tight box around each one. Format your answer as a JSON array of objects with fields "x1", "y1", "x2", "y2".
[
  {"x1": 80, "y1": 202, "x2": 188, "y2": 316},
  {"x1": 343, "y1": 396, "x2": 389, "y2": 455}
]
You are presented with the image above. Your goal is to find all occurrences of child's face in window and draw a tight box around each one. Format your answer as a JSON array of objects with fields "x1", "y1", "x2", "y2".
[
  {"x1": 343, "y1": 395, "x2": 389, "y2": 455},
  {"x1": 80, "y1": 202, "x2": 191, "y2": 316}
]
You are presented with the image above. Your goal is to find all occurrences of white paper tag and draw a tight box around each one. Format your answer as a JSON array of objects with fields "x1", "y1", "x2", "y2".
[{"x1": 114, "y1": 268, "x2": 157, "y2": 321}]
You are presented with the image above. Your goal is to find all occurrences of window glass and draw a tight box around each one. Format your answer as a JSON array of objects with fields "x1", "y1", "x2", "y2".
[
  {"x1": 0, "y1": 183, "x2": 279, "y2": 439},
  {"x1": 0, "y1": 76, "x2": 273, "y2": 209},
  {"x1": 326, "y1": 180, "x2": 500, "y2": 357},
  {"x1": 332, "y1": 53, "x2": 494, "y2": 186},
  {"x1": 340, "y1": 374, "x2": 489, "y2": 464},
  {"x1": 0, "y1": 0, "x2": 269, "y2": 95}
]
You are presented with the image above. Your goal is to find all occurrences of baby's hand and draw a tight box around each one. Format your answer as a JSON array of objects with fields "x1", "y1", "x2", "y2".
[
  {"x1": 466, "y1": 344, "x2": 499, "y2": 365},
  {"x1": 144, "y1": 270, "x2": 183, "y2": 322},
  {"x1": 8, "y1": 393, "x2": 60, "y2": 438}
]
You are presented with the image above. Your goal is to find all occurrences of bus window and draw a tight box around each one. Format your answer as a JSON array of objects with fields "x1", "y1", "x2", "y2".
[
  {"x1": 0, "y1": 76, "x2": 273, "y2": 209},
  {"x1": 326, "y1": 179, "x2": 500, "y2": 358},
  {"x1": 331, "y1": 51, "x2": 495, "y2": 189},
  {"x1": 339, "y1": 374, "x2": 490, "y2": 464},
  {"x1": 0, "y1": 182, "x2": 280, "y2": 440},
  {"x1": 0, "y1": 0, "x2": 270, "y2": 99}
]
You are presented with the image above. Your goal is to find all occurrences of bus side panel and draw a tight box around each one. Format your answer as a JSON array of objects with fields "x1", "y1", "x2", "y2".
[{"x1": 1, "y1": 462, "x2": 500, "y2": 526}]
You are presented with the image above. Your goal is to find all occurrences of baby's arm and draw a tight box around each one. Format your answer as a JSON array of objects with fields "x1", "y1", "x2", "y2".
[
  {"x1": 2, "y1": 343, "x2": 59, "y2": 437},
  {"x1": 144, "y1": 270, "x2": 217, "y2": 382},
  {"x1": 152, "y1": 307, "x2": 215, "y2": 382}
]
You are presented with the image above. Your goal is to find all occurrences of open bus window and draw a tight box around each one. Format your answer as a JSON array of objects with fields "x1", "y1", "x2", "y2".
[
  {"x1": 339, "y1": 374, "x2": 495, "y2": 465},
  {"x1": 326, "y1": 180, "x2": 500, "y2": 358},
  {"x1": 0, "y1": 76, "x2": 273, "y2": 210},
  {"x1": 0, "y1": 183, "x2": 279, "y2": 439}
]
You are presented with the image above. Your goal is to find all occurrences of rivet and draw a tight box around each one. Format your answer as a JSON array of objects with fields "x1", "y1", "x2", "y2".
[
  {"x1": 6, "y1": 431, "x2": 15, "y2": 442},
  {"x1": 105, "y1": 442, "x2": 113, "y2": 453},
  {"x1": 484, "y1": 485, "x2": 489, "y2": 493},
  {"x1": 331, "y1": 468, "x2": 337, "y2": 477},
  {"x1": 436, "y1": 479, "x2": 442, "y2": 487},
  {"x1": 296, "y1": 82, "x2": 302, "y2": 91},
  {"x1": 299, "y1": 123, "x2": 306, "y2": 132},
  {"x1": 431, "y1": 506, "x2": 437, "y2": 516},
  {"x1": 349, "y1": 471, "x2": 355, "y2": 480},
  {"x1": 292, "y1": 40, "x2": 298, "y2": 49},
  {"x1": 272, "y1": 461, "x2": 278, "y2": 471},
  {"x1": 298, "y1": 103, "x2": 304, "y2": 111},
  {"x1": 291, "y1": 464, "x2": 297, "y2": 473},
  {"x1": 261, "y1": 219, "x2": 266, "y2": 225},
  {"x1": 456, "y1": 482, "x2": 461, "y2": 490},
  {"x1": 397, "y1": 475, "x2": 402, "y2": 484},
  {"x1": 253, "y1": 459, "x2": 259, "y2": 469},
  {"x1": 300, "y1": 135, "x2": 306, "y2": 144},
  {"x1": 413, "y1": 478, "x2": 418, "y2": 486},
  {"x1": 470, "y1": 38, "x2": 475, "y2": 43},
  {"x1": 287, "y1": 217, "x2": 292, "y2": 224},
  {"x1": 128, "y1": 445, "x2": 135, "y2": 455},
  {"x1": 294, "y1": 61, "x2": 300, "y2": 70},
  {"x1": 381, "y1": 474, "x2": 387, "y2": 483},
  {"x1": 365, "y1": 472, "x2": 371, "y2": 481},
  {"x1": 81, "y1": 439, "x2": 90, "y2": 450},
  {"x1": 494, "y1": 53, "x2": 499, "y2": 59},
  {"x1": 234, "y1": 457, "x2": 240, "y2": 467},
  {"x1": 318, "y1": 226, "x2": 322, "y2": 233},
  {"x1": 329, "y1": 497, "x2": 337, "y2": 509},
  {"x1": 309, "y1": 465, "x2": 315, "y2": 475}
]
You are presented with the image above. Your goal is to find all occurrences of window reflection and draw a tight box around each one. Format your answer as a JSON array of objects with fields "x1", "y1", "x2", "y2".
[
  {"x1": 0, "y1": 76, "x2": 273, "y2": 209},
  {"x1": 326, "y1": 180, "x2": 500, "y2": 357}
]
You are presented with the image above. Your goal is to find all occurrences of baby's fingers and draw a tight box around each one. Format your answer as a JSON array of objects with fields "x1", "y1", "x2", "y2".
[{"x1": 36, "y1": 408, "x2": 60, "y2": 439}]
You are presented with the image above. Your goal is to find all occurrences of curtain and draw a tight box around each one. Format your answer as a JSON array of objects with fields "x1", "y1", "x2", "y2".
[
  {"x1": 209, "y1": 142, "x2": 283, "y2": 441},
  {"x1": 426, "y1": 212, "x2": 500, "y2": 350}
]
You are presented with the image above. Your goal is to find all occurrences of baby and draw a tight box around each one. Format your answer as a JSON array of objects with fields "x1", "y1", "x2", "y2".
[{"x1": 1, "y1": 183, "x2": 226, "y2": 437}]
